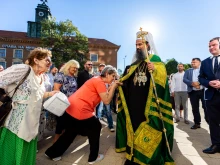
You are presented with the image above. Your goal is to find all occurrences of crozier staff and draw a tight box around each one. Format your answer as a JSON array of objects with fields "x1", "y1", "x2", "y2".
[{"x1": 116, "y1": 29, "x2": 174, "y2": 165}]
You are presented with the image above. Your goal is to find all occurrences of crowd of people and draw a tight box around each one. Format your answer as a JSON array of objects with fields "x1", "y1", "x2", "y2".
[
  {"x1": 0, "y1": 47, "x2": 120, "y2": 164},
  {"x1": 168, "y1": 37, "x2": 220, "y2": 156},
  {"x1": 0, "y1": 32, "x2": 220, "y2": 165}
]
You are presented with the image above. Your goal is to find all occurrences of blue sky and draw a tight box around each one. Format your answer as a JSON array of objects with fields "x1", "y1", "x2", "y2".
[{"x1": 1, "y1": 0, "x2": 219, "y2": 71}]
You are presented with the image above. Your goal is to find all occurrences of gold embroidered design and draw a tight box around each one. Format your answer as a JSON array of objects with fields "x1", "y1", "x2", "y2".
[
  {"x1": 152, "y1": 96, "x2": 172, "y2": 109},
  {"x1": 133, "y1": 157, "x2": 150, "y2": 165},
  {"x1": 118, "y1": 87, "x2": 134, "y2": 151},
  {"x1": 117, "y1": 55, "x2": 173, "y2": 161},
  {"x1": 152, "y1": 62, "x2": 167, "y2": 88},
  {"x1": 134, "y1": 122, "x2": 162, "y2": 159},
  {"x1": 126, "y1": 153, "x2": 133, "y2": 161},
  {"x1": 120, "y1": 54, "x2": 153, "y2": 83},
  {"x1": 120, "y1": 63, "x2": 140, "y2": 82},
  {"x1": 115, "y1": 147, "x2": 126, "y2": 153},
  {"x1": 151, "y1": 102, "x2": 172, "y2": 116},
  {"x1": 149, "y1": 111, "x2": 174, "y2": 125},
  {"x1": 117, "y1": 106, "x2": 123, "y2": 113}
]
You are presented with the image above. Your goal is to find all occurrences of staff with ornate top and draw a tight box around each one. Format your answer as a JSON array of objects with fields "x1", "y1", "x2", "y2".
[
  {"x1": 116, "y1": 28, "x2": 174, "y2": 164},
  {"x1": 138, "y1": 27, "x2": 172, "y2": 156}
]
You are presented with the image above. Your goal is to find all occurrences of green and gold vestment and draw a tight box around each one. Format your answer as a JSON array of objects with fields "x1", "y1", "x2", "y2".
[{"x1": 116, "y1": 54, "x2": 175, "y2": 165}]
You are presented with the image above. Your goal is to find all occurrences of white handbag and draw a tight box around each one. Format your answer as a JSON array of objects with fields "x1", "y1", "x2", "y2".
[{"x1": 43, "y1": 92, "x2": 70, "y2": 116}]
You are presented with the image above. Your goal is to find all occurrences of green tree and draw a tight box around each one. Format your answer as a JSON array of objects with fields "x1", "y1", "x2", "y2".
[
  {"x1": 165, "y1": 58, "x2": 178, "y2": 75},
  {"x1": 41, "y1": 17, "x2": 89, "y2": 68},
  {"x1": 184, "y1": 63, "x2": 191, "y2": 70}
]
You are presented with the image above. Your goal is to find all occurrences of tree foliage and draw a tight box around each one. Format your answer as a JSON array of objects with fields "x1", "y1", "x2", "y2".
[
  {"x1": 165, "y1": 58, "x2": 192, "y2": 75},
  {"x1": 165, "y1": 58, "x2": 178, "y2": 75},
  {"x1": 41, "y1": 17, "x2": 89, "y2": 68},
  {"x1": 184, "y1": 63, "x2": 191, "y2": 70}
]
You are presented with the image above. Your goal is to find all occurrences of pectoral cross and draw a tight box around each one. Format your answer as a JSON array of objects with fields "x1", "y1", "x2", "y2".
[{"x1": 137, "y1": 27, "x2": 148, "y2": 42}]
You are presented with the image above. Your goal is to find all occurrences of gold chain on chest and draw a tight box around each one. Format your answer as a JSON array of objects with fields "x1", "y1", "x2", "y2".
[{"x1": 133, "y1": 63, "x2": 148, "y2": 86}]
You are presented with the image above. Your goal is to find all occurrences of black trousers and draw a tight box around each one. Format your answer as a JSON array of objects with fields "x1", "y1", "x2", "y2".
[
  {"x1": 55, "y1": 115, "x2": 65, "y2": 134},
  {"x1": 45, "y1": 112, "x2": 102, "y2": 162},
  {"x1": 206, "y1": 91, "x2": 220, "y2": 147},
  {"x1": 188, "y1": 90, "x2": 209, "y2": 124}
]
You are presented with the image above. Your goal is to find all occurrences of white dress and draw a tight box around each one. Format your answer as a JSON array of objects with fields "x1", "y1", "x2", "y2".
[{"x1": 0, "y1": 64, "x2": 45, "y2": 142}]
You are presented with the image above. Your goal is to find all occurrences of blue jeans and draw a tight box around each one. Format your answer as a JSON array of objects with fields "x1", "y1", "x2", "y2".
[{"x1": 97, "y1": 101, "x2": 113, "y2": 129}]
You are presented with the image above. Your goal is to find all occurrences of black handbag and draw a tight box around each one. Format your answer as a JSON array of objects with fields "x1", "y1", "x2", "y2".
[{"x1": 0, "y1": 67, "x2": 31, "y2": 126}]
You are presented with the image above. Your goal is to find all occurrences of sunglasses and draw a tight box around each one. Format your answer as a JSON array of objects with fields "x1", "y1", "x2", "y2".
[{"x1": 87, "y1": 64, "x2": 93, "y2": 66}]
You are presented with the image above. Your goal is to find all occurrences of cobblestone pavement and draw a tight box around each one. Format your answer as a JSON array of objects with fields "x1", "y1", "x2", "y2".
[{"x1": 37, "y1": 104, "x2": 220, "y2": 165}]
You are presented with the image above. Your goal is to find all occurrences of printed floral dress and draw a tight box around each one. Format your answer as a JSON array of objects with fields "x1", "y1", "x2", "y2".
[{"x1": 0, "y1": 64, "x2": 45, "y2": 165}]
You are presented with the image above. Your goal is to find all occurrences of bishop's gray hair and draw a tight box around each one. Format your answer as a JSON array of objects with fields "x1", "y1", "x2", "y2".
[{"x1": 100, "y1": 65, "x2": 117, "y2": 77}]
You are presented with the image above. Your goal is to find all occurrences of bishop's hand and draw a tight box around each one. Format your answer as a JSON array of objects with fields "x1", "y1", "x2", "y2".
[{"x1": 147, "y1": 62, "x2": 155, "y2": 72}]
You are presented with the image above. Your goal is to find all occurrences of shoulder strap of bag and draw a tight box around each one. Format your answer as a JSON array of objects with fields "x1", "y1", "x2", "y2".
[{"x1": 10, "y1": 67, "x2": 31, "y2": 98}]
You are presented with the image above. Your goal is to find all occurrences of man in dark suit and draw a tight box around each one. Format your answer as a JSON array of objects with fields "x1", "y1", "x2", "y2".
[
  {"x1": 183, "y1": 58, "x2": 208, "y2": 130},
  {"x1": 77, "y1": 60, "x2": 93, "y2": 89},
  {"x1": 199, "y1": 37, "x2": 220, "y2": 154}
]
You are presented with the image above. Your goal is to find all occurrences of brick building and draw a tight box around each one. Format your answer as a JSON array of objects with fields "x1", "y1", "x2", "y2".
[{"x1": 0, "y1": 1, "x2": 120, "y2": 73}]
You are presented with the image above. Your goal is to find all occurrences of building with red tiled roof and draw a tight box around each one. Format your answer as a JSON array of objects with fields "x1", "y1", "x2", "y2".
[{"x1": 0, "y1": 2, "x2": 120, "y2": 72}]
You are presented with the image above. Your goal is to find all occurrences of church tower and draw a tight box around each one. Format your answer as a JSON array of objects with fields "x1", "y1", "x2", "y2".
[{"x1": 27, "y1": 0, "x2": 51, "y2": 38}]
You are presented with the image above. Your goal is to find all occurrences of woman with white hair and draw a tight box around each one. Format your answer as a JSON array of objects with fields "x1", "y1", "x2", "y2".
[
  {"x1": 53, "y1": 59, "x2": 79, "y2": 143},
  {"x1": 45, "y1": 65, "x2": 122, "y2": 164}
]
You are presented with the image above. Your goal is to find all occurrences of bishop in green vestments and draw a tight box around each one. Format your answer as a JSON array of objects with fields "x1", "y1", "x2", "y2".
[{"x1": 116, "y1": 31, "x2": 175, "y2": 165}]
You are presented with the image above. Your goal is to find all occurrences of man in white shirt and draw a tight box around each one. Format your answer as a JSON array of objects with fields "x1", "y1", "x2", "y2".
[
  {"x1": 183, "y1": 58, "x2": 208, "y2": 129},
  {"x1": 171, "y1": 63, "x2": 189, "y2": 124}
]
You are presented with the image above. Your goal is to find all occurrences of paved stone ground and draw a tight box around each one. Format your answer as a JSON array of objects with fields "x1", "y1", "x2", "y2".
[{"x1": 36, "y1": 103, "x2": 220, "y2": 165}]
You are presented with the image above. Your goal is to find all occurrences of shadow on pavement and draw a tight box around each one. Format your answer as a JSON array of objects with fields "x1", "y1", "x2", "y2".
[{"x1": 175, "y1": 120, "x2": 219, "y2": 165}]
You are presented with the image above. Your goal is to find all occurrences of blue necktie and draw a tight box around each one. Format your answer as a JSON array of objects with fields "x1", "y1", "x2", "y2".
[{"x1": 214, "y1": 56, "x2": 219, "y2": 74}]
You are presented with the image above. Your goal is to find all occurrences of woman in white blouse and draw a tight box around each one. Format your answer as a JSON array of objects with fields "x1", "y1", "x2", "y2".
[{"x1": 0, "y1": 47, "x2": 58, "y2": 165}]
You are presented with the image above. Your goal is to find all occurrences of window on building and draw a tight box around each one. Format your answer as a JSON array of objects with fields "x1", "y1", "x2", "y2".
[
  {"x1": 90, "y1": 54, "x2": 98, "y2": 62},
  {"x1": 0, "y1": 62, "x2": 6, "y2": 69},
  {"x1": 0, "y1": 49, "x2": 6, "y2": 58},
  {"x1": 14, "y1": 49, "x2": 23, "y2": 59},
  {"x1": 93, "y1": 66, "x2": 98, "y2": 74}
]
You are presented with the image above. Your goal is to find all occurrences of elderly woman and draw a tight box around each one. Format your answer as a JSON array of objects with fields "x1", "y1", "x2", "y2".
[
  {"x1": 0, "y1": 48, "x2": 58, "y2": 165},
  {"x1": 45, "y1": 65, "x2": 122, "y2": 164},
  {"x1": 53, "y1": 60, "x2": 79, "y2": 142}
]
